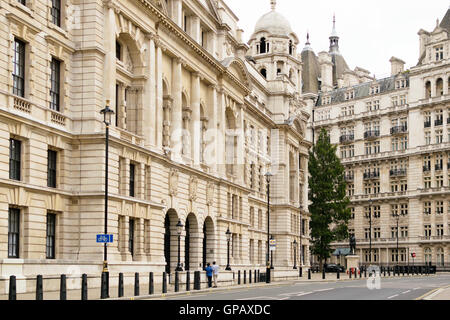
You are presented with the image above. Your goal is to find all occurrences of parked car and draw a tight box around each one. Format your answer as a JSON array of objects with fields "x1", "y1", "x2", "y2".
[{"x1": 324, "y1": 264, "x2": 345, "y2": 273}]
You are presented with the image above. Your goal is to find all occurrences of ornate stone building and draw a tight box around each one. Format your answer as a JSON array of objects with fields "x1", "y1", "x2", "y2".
[
  {"x1": 308, "y1": 10, "x2": 450, "y2": 267},
  {"x1": 0, "y1": 0, "x2": 311, "y2": 290}
]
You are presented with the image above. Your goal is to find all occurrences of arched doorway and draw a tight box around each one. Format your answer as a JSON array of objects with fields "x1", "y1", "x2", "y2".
[
  {"x1": 185, "y1": 213, "x2": 199, "y2": 271},
  {"x1": 203, "y1": 217, "x2": 215, "y2": 268},
  {"x1": 164, "y1": 209, "x2": 178, "y2": 274}
]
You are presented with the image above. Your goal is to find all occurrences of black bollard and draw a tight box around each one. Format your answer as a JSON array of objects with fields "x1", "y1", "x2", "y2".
[
  {"x1": 175, "y1": 272, "x2": 179, "y2": 292},
  {"x1": 60, "y1": 274, "x2": 67, "y2": 300},
  {"x1": 149, "y1": 272, "x2": 154, "y2": 295},
  {"x1": 337, "y1": 270, "x2": 340, "y2": 280},
  {"x1": 402, "y1": 267, "x2": 405, "y2": 277},
  {"x1": 407, "y1": 266, "x2": 409, "y2": 276},
  {"x1": 299, "y1": 267, "x2": 303, "y2": 278},
  {"x1": 101, "y1": 272, "x2": 108, "y2": 299},
  {"x1": 81, "y1": 274, "x2": 88, "y2": 300},
  {"x1": 364, "y1": 267, "x2": 367, "y2": 278},
  {"x1": 254, "y1": 270, "x2": 257, "y2": 283},
  {"x1": 257, "y1": 270, "x2": 260, "y2": 282},
  {"x1": 249, "y1": 270, "x2": 252, "y2": 284},
  {"x1": 36, "y1": 275, "x2": 43, "y2": 300},
  {"x1": 322, "y1": 268, "x2": 326, "y2": 280},
  {"x1": 186, "y1": 271, "x2": 190, "y2": 292},
  {"x1": 134, "y1": 273, "x2": 140, "y2": 296},
  {"x1": 244, "y1": 270, "x2": 246, "y2": 284},
  {"x1": 118, "y1": 273, "x2": 124, "y2": 298},
  {"x1": 308, "y1": 268, "x2": 311, "y2": 280},
  {"x1": 195, "y1": 271, "x2": 201, "y2": 290},
  {"x1": 162, "y1": 272, "x2": 167, "y2": 293},
  {"x1": 9, "y1": 275, "x2": 16, "y2": 301},
  {"x1": 238, "y1": 270, "x2": 241, "y2": 285},
  {"x1": 384, "y1": 268, "x2": 386, "y2": 277},
  {"x1": 388, "y1": 267, "x2": 390, "y2": 277}
]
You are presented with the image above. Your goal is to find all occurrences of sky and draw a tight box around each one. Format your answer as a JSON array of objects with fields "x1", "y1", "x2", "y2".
[{"x1": 225, "y1": 0, "x2": 449, "y2": 78}]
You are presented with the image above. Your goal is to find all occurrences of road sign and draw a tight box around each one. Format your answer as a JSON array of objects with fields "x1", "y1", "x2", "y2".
[
  {"x1": 269, "y1": 239, "x2": 276, "y2": 251},
  {"x1": 97, "y1": 234, "x2": 113, "y2": 244}
]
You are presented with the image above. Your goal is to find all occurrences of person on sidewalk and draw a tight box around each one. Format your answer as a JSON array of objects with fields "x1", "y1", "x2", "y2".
[
  {"x1": 205, "y1": 263, "x2": 213, "y2": 288},
  {"x1": 212, "y1": 261, "x2": 219, "y2": 288}
]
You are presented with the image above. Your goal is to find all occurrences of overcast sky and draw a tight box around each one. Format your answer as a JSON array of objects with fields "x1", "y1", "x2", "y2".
[{"x1": 225, "y1": 0, "x2": 449, "y2": 78}]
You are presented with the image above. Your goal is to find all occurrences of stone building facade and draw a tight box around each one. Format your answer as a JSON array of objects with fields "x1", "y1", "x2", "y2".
[
  {"x1": 308, "y1": 10, "x2": 450, "y2": 267},
  {"x1": 0, "y1": 0, "x2": 311, "y2": 289}
]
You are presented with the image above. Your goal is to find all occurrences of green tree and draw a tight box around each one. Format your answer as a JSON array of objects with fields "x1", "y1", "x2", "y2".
[{"x1": 308, "y1": 128, "x2": 351, "y2": 271}]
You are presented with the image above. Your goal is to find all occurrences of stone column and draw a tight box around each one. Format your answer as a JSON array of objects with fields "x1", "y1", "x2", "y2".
[
  {"x1": 135, "y1": 218, "x2": 146, "y2": 261},
  {"x1": 171, "y1": 58, "x2": 183, "y2": 161},
  {"x1": 208, "y1": 85, "x2": 218, "y2": 173},
  {"x1": 218, "y1": 89, "x2": 226, "y2": 177},
  {"x1": 191, "y1": 73, "x2": 201, "y2": 166},
  {"x1": 146, "y1": 35, "x2": 157, "y2": 147},
  {"x1": 172, "y1": 0, "x2": 183, "y2": 27},
  {"x1": 156, "y1": 43, "x2": 163, "y2": 149}
]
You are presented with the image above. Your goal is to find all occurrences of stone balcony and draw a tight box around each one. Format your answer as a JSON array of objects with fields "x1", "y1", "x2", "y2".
[
  {"x1": 3, "y1": 93, "x2": 71, "y2": 131},
  {"x1": 340, "y1": 134, "x2": 355, "y2": 144},
  {"x1": 364, "y1": 130, "x2": 380, "y2": 140},
  {"x1": 390, "y1": 169, "x2": 407, "y2": 177}
]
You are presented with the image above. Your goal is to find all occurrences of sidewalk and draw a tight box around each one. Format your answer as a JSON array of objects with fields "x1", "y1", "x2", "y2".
[
  {"x1": 0, "y1": 271, "x2": 438, "y2": 300},
  {"x1": 421, "y1": 285, "x2": 450, "y2": 300}
]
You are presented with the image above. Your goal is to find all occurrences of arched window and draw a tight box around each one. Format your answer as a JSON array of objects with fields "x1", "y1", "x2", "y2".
[
  {"x1": 289, "y1": 40, "x2": 294, "y2": 55},
  {"x1": 260, "y1": 37, "x2": 267, "y2": 54},
  {"x1": 424, "y1": 248, "x2": 432, "y2": 264},
  {"x1": 436, "y1": 78, "x2": 443, "y2": 96},
  {"x1": 260, "y1": 68, "x2": 267, "y2": 79},
  {"x1": 425, "y1": 81, "x2": 431, "y2": 99},
  {"x1": 437, "y1": 248, "x2": 444, "y2": 266}
]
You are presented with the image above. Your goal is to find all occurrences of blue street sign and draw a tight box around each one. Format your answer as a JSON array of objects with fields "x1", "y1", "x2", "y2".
[{"x1": 97, "y1": 234, "x2": 113, "y2": 243}]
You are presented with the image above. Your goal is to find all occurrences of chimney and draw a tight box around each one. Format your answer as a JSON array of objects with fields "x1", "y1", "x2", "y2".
[{"x1": 389, "y1": 57, "x2": 405, "y2": 75}]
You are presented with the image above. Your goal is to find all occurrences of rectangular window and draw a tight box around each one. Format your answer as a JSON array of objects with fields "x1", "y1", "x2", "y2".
[
  {"x1": 12, "y1": 39, "x2": 25, "y2": 97},
  {"x1": 49, "y1": 58, "x2": 61, "y2": 111},
  {"x1": 46, "y1": 213, "x2": 56, "y2": 259},
  {"x1": 116, "y1": 41, "x2": 121, "y2": 61},
  {"x1": 9, "y1": 139, "x2": 21, "y2": 181},
  {"x1": 51, "y1": 0, "x2": 61, "y2": 27},
  {"x1": 129, "y1": 218, "x2": 135, "y2": 257},
  {"x1": 129, "y1": 163, "x2": 135, "y2": 197},
  {"x1": 8, "y1": 208, "x2": 20, "y2": 258},
  {"x1": 47, "y1": 150, "x2": 57, "y2": 188}
]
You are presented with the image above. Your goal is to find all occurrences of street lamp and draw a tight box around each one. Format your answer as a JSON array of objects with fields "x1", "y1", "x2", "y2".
[
  {"x1": 100, "y1": 102, "x2": 114, "y2": 275},
  {"x1": 393, "y1": 210, "x2": 406, "y2": 267},
  {"x1": 293, "y1": 239, "x2": 298, "y2": 269},
  {"x1": 176, "y1": 220, "x2": 184, "y2": 272},
  {"x1": 265, "y1": 171, "x2": 273, "y2": 283},
  {"x1": 368, "y1": 199, "x2": 373, "y2": 264},
  {"x1": 226, "y1": 228, "x2": 232, "y2": 271}
]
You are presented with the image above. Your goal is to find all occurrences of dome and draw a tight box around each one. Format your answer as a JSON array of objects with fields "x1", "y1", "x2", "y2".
[{"x1": 254, "y1": 10, "x2": 293, "y2": 37}]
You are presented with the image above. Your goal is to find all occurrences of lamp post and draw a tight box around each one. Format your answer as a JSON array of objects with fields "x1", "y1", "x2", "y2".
[
  {"x1": 393, "y1": 211, "x2": 405, "y2": 267},
  {"x1": 265, "y1": 171, "x2": 273, "y2": 283},
  {"x1": 369, "y1": 199, "x2": 373, "y2": 264},
  {"x1": 225, "y1": 228, "x2": 232, "y2": 271},
  {"x1": 270, "y1": 235, "x2": 274, "y2": 270},
  {"x1": 293, "y1": 239, "x2": 298, "y2": 269},
  {"x1": 176, "y1": 220, "x2": 184, "y2": 272},
  {"x1": 100, "y1": 102, "x2": 114, "y2": 275}
]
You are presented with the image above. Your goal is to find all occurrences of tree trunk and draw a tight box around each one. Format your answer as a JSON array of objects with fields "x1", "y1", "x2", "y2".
[{"x1": 319, "y1": 258, "x2": 323, "y2": 273}]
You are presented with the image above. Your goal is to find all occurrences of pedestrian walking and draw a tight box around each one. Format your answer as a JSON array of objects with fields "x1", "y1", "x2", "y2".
[
  {"x1": 205, "y1": 263, "x2": 213, "y2": 288},
  {"x1": 212, "y1": 261, "x2": 219, "y2": 288}
]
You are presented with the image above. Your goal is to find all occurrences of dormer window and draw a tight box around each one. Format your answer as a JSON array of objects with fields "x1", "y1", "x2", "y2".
[
  {"x1": 370, "y1": 85, "x2": 380, "y2": 95},
  {"x1": 260, "y1": 68, "x2": 267, "y2": 79},
  {"x1": 435, "y1": 46, "x2": 444, "y2": 61},
  {"x1": 345, "y1": 90, "x2": 354, "y2": 100},
  {"x1": 259, "y1": 37, "x2": 267, "y2": 54}
]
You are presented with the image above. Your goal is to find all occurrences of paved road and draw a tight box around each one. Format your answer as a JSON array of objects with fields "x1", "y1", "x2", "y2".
[{"x1": 152, "y1": 275, "x2": 450, "y2": 301}]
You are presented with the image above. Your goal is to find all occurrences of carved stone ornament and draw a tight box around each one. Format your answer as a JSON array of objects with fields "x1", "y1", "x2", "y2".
[
  {"x1": 169, "y1": 169, "x2": 179, "y2": 196},
  {"x1": 189, "y1": 176, "x2": 198, "y2": 202},
  {"x1": 206, "y1": 182, "x2": 215, "y2": 206}
]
